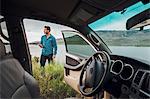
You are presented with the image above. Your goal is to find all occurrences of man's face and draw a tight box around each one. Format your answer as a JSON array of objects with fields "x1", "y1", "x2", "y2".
[{"x1": 44, "y1": 28, "x2": 49, "y2": 34}]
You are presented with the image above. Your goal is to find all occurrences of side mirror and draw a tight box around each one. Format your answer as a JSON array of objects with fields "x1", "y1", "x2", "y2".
[{"x1": 126, "y1": 9, "x2": 150, "y2": 30}]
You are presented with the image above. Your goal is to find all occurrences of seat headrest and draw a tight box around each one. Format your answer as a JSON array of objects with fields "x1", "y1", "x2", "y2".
[{"x1": 0, "y1": 39, "x2": 6, "y2": 57}]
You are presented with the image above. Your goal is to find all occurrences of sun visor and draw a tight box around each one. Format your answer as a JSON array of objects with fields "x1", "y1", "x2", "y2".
[{"x1": 70, "y1": 2, "x2": 104, "y2": 25}]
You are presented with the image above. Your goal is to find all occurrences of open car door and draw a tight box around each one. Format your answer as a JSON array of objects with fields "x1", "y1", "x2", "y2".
[{"x1": 62, "y1": 30, "x2": 97, "y2": 93}]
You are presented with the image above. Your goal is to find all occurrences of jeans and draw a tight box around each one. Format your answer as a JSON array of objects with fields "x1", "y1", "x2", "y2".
[{"x1": 40, "y1": 54, "x2": 53, "y2": 67}]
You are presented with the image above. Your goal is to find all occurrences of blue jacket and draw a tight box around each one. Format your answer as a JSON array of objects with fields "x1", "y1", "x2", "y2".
[{"x1": 40, "y1": 34, "x2": 57, "y2": 56}]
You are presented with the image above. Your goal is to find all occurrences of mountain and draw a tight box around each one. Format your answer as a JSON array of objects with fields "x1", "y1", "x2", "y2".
[
  {"x1": 29, "y1": 41, "x2": 40, "y2": 44},
  {"x1": 29, "y1": 29, "x2": 150, "y2": 46},
  {"x1": 29, "y1": 38, "x2": 64, "y2": 45},
  {"x1": 95, "y1": 29, "x2": 150, "y2": 46}
]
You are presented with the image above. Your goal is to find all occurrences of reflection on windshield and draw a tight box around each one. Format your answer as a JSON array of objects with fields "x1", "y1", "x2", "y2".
[{"x1": 88, "y1": 1, "x2": 150, "y2": 62}]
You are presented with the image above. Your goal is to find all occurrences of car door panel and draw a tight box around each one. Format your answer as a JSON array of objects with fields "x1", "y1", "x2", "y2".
[
  {"x1": 65, "y1": 53, "x2": 87, "y2": 70},
  {"x1": 62, "y1": 30, "x2": 96, "y2": 93},
  {"x1": 64, "y1": 69, "x2": 81, "y2": 93}
]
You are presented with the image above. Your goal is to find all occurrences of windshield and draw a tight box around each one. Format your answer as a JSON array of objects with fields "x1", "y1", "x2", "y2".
[{"x1": 89, "y1": 1, "x2": 150, "y2": 62}]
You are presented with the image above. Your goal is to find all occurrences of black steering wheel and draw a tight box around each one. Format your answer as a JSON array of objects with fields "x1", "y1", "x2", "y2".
[{"x1": 79, "y1": 51, "x2": 111, "y2": 96}]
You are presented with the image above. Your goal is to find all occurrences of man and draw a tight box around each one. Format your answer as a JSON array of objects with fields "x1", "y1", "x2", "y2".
[{"x1": 39, "y1": 26, "x2": 57, "y2": 67}]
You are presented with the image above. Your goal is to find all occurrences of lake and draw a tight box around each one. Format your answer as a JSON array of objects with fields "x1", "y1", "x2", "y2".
[
  {"x1": 28, "y1": 45, "x2": 150, "y2": 64},
  {"x1": 5, "y1": 45, "x2": 150, "y2": 64}
]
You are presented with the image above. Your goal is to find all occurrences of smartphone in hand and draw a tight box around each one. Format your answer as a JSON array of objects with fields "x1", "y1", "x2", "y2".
[{"x1": 39, "y1": 44, "x2": 43, "y2": 48}]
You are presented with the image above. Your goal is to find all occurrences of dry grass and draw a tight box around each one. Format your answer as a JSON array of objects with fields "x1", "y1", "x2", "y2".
[{"x1": 32, "y1": 58, "x2": 79, "y2": 99}]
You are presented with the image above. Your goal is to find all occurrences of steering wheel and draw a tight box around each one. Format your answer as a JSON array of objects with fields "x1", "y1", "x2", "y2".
[{"x1": 79, "y1": 51, "x2": 111, "y2": 96}]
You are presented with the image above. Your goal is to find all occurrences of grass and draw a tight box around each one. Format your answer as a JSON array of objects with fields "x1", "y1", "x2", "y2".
[{"x1": 32, "y1": 58, "x2": 79, "y2": 99}]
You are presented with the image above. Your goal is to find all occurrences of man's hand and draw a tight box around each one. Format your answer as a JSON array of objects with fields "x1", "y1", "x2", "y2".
[
  {"x1": 52, "y1": 55, "x2": 56, "y2": 59},
  {"x1": 39, "y1": 44, "x2": 43, "y2": 48}
]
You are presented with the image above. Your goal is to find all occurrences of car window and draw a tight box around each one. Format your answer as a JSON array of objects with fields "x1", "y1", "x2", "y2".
[
  {"x1": 23, "y1": 19, "x2": 95, "y2": 62},
  {"x1": 0, "y1": 16, "x2": 12, "y2": 53},
  {"x1": 63, "y1": 31, "x2": 96, "y2": 57}
]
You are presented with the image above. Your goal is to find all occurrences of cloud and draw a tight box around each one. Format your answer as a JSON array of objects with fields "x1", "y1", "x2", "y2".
[
  {"x1": 23, "y1": 19, "x2": 74, "y2": 42},
  {"x1": 94, "y1": 20, "x2": 127, "y2": 31}
]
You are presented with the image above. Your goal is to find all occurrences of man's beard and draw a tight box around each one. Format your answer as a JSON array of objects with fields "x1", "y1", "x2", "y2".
[{"x1": 46, "y1": 32, "x2": 48, "y2": 35}]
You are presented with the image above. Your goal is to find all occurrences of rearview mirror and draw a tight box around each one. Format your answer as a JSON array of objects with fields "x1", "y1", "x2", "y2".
[{"x1": 126, "y1": 9, "x2": 150, "y2": 30}]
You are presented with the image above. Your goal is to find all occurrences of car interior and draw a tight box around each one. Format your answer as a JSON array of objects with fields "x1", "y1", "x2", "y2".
[{"x1": 0, "y1": 0, "x2": 150, "y2": 99}]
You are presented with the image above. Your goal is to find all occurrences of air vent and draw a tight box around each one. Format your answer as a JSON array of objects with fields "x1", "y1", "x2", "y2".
[
  {"x1": 140, "y1": 72, "x2": 150, "y2": 95},
  {"x1": 89, "y1": 34, "x2": 99, "y2": 45},
  {"x1": 134, "y1": 70, "x2": 144, "y2": 85}
]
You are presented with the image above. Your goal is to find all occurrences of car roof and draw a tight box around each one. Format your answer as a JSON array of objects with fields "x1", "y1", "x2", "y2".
[{"x1": 1, "y1": 0, "x2": 140, "y2": 27}]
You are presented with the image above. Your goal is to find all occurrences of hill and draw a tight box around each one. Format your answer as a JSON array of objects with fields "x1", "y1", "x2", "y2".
[
  {"x1": 29, "y1": 29, "x2": 150, "y2": 46},
  {"x1": 96, "y1": 29, "x2": 150, "y2": 46}
]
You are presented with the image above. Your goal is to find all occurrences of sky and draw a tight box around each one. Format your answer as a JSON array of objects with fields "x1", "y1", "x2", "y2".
[
  {"x1": 89, "y1": 2, "x2": 150, "y2": 31},
  {"x1": 23, "y1": 19, "x2": 74, "y2": 43}
]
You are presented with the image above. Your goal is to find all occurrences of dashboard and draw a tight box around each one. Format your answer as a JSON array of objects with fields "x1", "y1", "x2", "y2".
[{"x1": 105, "y1": 54, "x2": 150, "y2": 98}]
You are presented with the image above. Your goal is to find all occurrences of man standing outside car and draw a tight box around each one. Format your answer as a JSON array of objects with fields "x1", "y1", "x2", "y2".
[{"x1": 39, "y1": 26, "x2": 57, "y2": 67}]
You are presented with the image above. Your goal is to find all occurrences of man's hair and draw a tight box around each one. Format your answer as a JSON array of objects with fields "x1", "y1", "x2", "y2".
[{"x1": 44, "y1": 26, "x2": 51, "y2": 32}]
